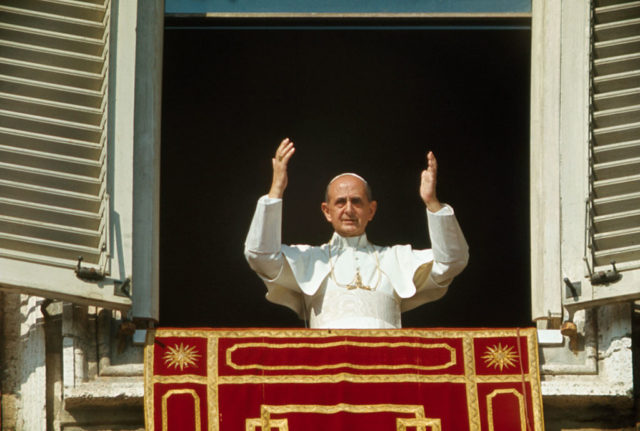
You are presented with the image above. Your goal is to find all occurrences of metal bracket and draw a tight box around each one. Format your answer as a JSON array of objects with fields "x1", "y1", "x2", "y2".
[
  {"x1": 584, "y1": 259, "x2": 622, "y2": 286},
  {"x1": 114, "y1": 278, "x2": 132, "y2": 298},
  {"x1": 75, "y1": 256, "x2": 105, "y2": 281},
  {"x1": 563, "y1": 278, "x2": 582, "y2": 299}
]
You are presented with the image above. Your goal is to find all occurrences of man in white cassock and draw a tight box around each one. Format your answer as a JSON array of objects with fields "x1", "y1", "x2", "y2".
[{"x1": 244, "y1": 138, "x2": 469, "y2": 329}]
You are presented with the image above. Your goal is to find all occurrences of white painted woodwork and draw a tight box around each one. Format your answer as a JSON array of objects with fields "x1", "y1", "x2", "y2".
[
  {"x1": 532, "y1": 0, "x2": 640, "y2": 316},
  {"x1": 590, "y1": 0, "x2": 640, "y2": 270},
  {"x1": 530, "y1": 0, "x2": 563, "y2": 321},
  {"x1": 0, "y1": 0, "x2": 109, "y2": 269},
  {"x1": 0, "y1": 0, "x2": 138, "y2": 311}
]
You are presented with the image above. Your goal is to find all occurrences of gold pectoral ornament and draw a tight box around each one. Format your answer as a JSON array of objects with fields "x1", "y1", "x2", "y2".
[{"x1": 328, "y1": 243, "x2": 382, "y2": 291}]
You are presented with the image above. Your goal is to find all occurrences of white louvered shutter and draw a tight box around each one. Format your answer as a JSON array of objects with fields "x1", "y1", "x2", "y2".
[
  {"x1": 0, "y1": 0, "x2": 110, "y2": 270},
  {"x1": 590, "y1": 0, "x2": 640, "y2": 271},
  {"x1": 581, "y1": 0, "x2": 640, "y2": 306}
]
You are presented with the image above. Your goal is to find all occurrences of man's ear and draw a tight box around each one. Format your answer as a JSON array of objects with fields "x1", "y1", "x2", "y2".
[
  {"x1": 321, "y1": 202, "x2": 332, "y2": 222},
  {"x1": 368, "y1": 200, "x2": 378, "y2": 221}
]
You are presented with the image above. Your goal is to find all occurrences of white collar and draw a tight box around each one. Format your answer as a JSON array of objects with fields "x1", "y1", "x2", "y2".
[{"x1": 329, "y1": 232, "x2": 369, "y2": 249}]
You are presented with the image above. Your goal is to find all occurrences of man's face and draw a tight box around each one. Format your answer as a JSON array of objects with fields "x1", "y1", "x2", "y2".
[{"x1": 321, "y1": 175, "x2": 377, "y2": 237}]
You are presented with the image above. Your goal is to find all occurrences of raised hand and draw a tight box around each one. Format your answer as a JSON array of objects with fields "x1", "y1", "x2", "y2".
[
  {"x1": 268, "y1": 138, "x2": 296, "y2": 199},
  {"x1": 420, "y1": 151, "x2": 442, "y2": 212}
]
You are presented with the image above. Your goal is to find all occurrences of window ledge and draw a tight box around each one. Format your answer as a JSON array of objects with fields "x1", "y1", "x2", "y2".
[{"x1": 63, "y1": 376, "x2": 143, "y2": 409}]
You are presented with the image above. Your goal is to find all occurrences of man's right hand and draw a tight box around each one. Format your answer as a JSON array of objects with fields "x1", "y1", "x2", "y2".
[{"x1": 268, "y1": 138, "x2": 296, "y2": 199}]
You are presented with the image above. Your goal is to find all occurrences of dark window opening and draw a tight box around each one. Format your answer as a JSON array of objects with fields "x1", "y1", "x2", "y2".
[{"x1": 160, "y1": 20, "x2": 531, "y2": 328}]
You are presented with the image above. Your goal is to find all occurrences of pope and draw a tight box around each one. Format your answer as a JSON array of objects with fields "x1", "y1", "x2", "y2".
[{"x1": 244, "y1": 138, "x2": 469, "y2": 329}]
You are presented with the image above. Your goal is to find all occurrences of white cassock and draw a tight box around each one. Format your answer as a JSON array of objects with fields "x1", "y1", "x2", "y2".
[{"x1": 244, "y1": 195, "x2": 469, "y2": 329}]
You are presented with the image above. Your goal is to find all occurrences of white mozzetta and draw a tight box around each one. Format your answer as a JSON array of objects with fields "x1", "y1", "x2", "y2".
[{"x1": 245, "y1": 195, "x2": 468, "y2": 328}]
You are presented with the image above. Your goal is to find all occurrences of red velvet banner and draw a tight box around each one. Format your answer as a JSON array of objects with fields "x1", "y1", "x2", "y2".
[{"x1": 144, "y1": 328, "x2": 544, "y2": 431}]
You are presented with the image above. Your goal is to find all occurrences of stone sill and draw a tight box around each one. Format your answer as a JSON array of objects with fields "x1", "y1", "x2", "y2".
[
  {"x1": 542, "y1": 380, "x2": 634, "y2": 409},
  {"x1": 63, "y1": 376, "x2": 144, "y2": 409}
]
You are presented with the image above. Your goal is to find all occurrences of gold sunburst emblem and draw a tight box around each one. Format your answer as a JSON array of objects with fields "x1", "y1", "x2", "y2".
[
  {"x1": 163, "y1": 343, "x2": 201, "y2": 371},
  {"x1": 482, "y1": 343, "x2": 519, "y2": 371}
]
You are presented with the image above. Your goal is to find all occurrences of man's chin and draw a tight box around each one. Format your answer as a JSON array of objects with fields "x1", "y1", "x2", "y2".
[{"x1": 337, "y1": 226, "x2": 363, "y2": 237}]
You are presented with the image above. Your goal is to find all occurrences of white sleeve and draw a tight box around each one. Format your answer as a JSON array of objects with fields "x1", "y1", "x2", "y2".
[
  {"x1": 244, "y1": 195, "x2": 285, "y2": 280},
  {"x1": 244, "y1": 196, "x2": 307, "y2": 319},
  {"x1": 425, "y1": 204, "x2": 469, "y2": 286},
  {"x1": 400, "y1": 204, "x2": 469, "y2": 312}
]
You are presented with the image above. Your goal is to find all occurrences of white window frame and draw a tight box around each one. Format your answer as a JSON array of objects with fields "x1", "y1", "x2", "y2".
[{"x1": 530, "y1": 0, "x2": 640, "y2": 322}]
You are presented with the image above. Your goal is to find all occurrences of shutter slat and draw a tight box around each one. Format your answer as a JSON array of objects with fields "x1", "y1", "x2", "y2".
[
  {"x1": 595, "y1": 35, "x2": 640, "y2": 58},
  {"x1": 593, "y1": 121, "x2": 640, "y2": 145},
  {"x1": 594, "y1": 226, "x2": 640, "y2": 250},
  {"x1": 596, "y1": 0, "x2": 636, "y2": 8},
  {"x1": 0, "y1": 93, "x2": 103, "y2": 125},
  {"x1": 593, "y1": 156, "x2": 640, "y2": 180},
  {"x1": 594, "y1": 1, "x2": 640, "y2": 24},
  {"x1": 0, "y1": 22, "x2": 105, "y2": 56},
  {"x1": 0, "y1": 197, "x2": 100, "y2": 229},
  {"x1": 0, "y1": 144, "x2": 102, "y2": 177},
  {"x1": 593, "y1": 139, "x2": 640, "y2": 163},
  {"x1": 592, "y1": 103, "x2": 640, "y2": 128},
  {"x1": 0, "y1": 127, "x2": 102, "y2": 159},
  {"x1": 0, "y1": 39, "x2": 105, "y2": 73},
  {"x1": 594, "y1": 244, "x2": 640, "y2": 266},
  {"x1": 0, "y1": 6, "x2": 106, "y2": 39},
  {"x1": 593, "y1": 174, "x2": 640, "y2": 198},
  {"x1": 595, "y1": 17, "x2": 640, "y2": 41},
  {"x1": 594, "y1": 70, "x2": 640, "y2": 93},
  {"x1": 0, "y1": 215, "x2": 100, "y2": 248},
  {"x1": 0, "y1": 58, "x2": 104, "y2": 91},
  {"x1": 0, "y1": 162, "x2": 102, "y2": 196},
  {"x1": 0, "y1": 75, "x2": 103, "y2": 108},
  {"x1": 0, "y1": 109, "x2": 102, "y2": 142},
  {"x1": 0, "y1": 0, "x2": 106, "y2": 23},
  {"x1": 593, "y1": 87, "x2": 640, "y2": 110},
  {"x1": 593, "y1": 209, "x2": 640, "y2": 233},
  {"x1": 593, "y1": 52, "x2": 640, "y2": 75},
  {"x1": 593, "y1": 191, "x2": 640, "y2": 216},
  {"x1": 0, "y1": 233, "x2": 100, "y2": 263},
  {"x1": 0, "y1": 178, "x2": 101, "y2": 212}
]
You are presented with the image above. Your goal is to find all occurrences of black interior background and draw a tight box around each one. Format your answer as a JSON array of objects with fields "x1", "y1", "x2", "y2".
[{"x1": 160, "y1": 21, "x2": 531, "y2": 328}]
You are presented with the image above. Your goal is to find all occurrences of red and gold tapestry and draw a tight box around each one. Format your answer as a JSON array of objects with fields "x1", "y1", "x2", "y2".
[{"x1": 144, "y1": 328, "x2": 544, "y2": 431}]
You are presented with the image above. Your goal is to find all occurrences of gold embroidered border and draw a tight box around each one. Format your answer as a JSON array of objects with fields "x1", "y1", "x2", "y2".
[
  {"x1": 226, "y1": 341, "x2": 456, "y2": 371},
  {"x1": 150, "y1": 372, "x2": 533, "y2": 386},
  {"x1": 224, "y1": 374, "x2": 533, "y2": 386},
  {"x1": 217, "y1": 373, "x2": 467, "y2": 385},
  {"x1": 144, "y1": 331, "x2": 156, "y2": 431},
  {"x1": 528, "y1": 329, "x2": 544, "y2": 431},
  {"x1": 475, "y1": 375, "x2": 532, "y2": 384},
  {"x1": 208, "y1": 336, "x2": 219, "y2": 431},
  {"x1": 153, "y1": 328, "x2": 537, "y2": 340},
  {"x1": 397, "y1": 417, "x2": 442, "y2": 431},
  {"x1": 245, "y1": 403, "x2": 438, "y2": 431},
  {"x1": 463, "y1": 333, "x2": 481, "y2": 431},
  {"x1": 161, "y1": 388, "x2": 202, "y2": 431},
  {"x1": 152, "y1": 375, "x2": 209, "y2": 385},
  {"x1": 486, "y1": 389, "x2": 525, "y2": 431}
]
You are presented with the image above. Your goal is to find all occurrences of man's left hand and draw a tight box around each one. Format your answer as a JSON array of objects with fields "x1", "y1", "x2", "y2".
[{"x1": 420, "y1": 151, "x2": 443, "y2": 212}]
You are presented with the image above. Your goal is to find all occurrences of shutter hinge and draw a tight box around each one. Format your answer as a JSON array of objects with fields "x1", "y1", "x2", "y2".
[
  {"x1": 583, "y1": 258, "x2": 622, "y2": 286},
  {"x1": 75, "y1": 256, "x2": 105, "y2": 281}
]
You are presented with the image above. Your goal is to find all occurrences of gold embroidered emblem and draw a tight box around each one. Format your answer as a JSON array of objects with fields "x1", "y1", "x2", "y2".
[
  {"x1": 481, "y1": 343, "x2": 519, "y2": 371},
  {"x1": 163, "y1": 343, "x2": 201, "y2": 371}
]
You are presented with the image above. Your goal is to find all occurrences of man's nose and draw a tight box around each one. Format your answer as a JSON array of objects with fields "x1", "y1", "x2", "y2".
[{"x1": 345, "y1": 200, "x2": 354, "y2": 214}]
